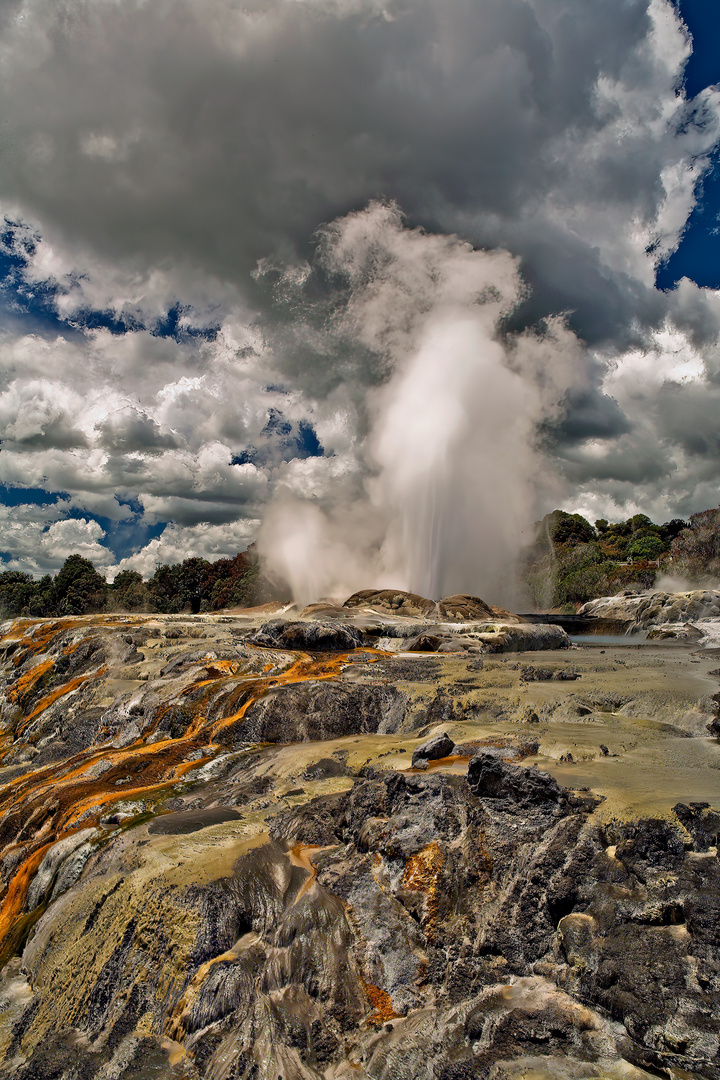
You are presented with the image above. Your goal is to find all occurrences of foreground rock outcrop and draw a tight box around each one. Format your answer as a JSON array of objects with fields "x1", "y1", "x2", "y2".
[{"x1": 0, "y1": 611, "x2": 718, "y2": 1079}]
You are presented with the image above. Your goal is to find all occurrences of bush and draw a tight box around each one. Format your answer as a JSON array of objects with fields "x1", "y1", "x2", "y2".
[{"x1": 627, "y1": 535, "x2": 664, "y2": 561}]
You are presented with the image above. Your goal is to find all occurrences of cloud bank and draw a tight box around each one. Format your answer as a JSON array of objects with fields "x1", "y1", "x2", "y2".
[{"x1": 0, "y1": 0, "x2": 719, "y2": 601}]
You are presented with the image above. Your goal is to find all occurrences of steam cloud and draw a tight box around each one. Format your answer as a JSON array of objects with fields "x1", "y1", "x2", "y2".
[{"x1": 258, "y1": 203, "x2": 582, "y2": 605}]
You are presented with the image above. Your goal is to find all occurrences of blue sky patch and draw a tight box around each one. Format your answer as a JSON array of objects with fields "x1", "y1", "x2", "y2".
[
  {"x1": 233, "y1": 409, "x2": 325, "y2": 467},
  {"x1": 658, "y1": 1, "x2": 720, "y2": 290}
]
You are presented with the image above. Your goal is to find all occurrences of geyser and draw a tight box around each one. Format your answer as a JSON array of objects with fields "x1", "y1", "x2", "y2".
[{"x1": 258, "y1": 201, "x2": 582, "y2": 606}]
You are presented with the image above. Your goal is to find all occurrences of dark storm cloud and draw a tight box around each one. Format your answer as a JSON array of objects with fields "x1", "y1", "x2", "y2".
[
  {"x1": 95, "y1": 408, "x2": 183, "y2": 454},
  {"x1": 554, "y1": 387, "x2": 632, "y2": 443},
  {"x1": 0, "y1": 0, "x2": 710, "y2": 336},
  {"x1": 657, "y1": 381, "x2": 720, "y2": 458}
]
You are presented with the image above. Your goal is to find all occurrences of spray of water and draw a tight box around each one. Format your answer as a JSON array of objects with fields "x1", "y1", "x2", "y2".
[{"x1": 258, "y1": 202, "x2": 581, "y2": 607}]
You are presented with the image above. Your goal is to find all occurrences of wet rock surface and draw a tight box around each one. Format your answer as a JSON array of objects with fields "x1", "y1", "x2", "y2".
[{"x1": 0, "y1": 611, "x2": 718, "y2": 1078}]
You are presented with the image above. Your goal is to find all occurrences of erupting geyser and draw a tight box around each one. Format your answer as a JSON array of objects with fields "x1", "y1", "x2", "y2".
[{"x1": 258, "y1": 202, "x2": 581, "y2": 607}]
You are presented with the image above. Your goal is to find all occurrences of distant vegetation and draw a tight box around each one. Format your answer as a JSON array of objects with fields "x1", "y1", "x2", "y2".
[
  {"x1": 1, "y1": 508, "x2": 719, "y2": 618},
  {"x1": 523, "y1": 507, "x2": 720, "y2": 610},
  {"x1": 0, "y1": 544, "x2": 285, "y2": 619}
]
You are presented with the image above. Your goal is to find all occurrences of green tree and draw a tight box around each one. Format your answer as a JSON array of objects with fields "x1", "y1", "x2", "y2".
[
  {"x1": 109, "y1": 569, "x2": 149, "y2": 611},
  {"x1": 627, "y1": 534, "x2": 664, "y2": 561},
  {"x1": 149, "y1": 557, "x2": 211, "y2": 613},
  {"x1": 52, "y1": 555, "x2": 108, "y2": 615},
  {"x1": 26, "y1": 575, "x2": 55, "y2": 616},
  {"x1": 670, "y1": 508, "x2": 720, "y2": 580},
  {"x1": 0, "y1": 571, "x2": 37, "y2": 617},
  {"x1": 547, "y1": 511, "x2": 596, "y2": 545}
]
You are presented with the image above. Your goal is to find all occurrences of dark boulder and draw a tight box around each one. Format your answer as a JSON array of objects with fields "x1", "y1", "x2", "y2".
[
  {"x1": 221, "y1": 681, "x2": 407, "y2": 746},
  {"x1": 412, "y1": 732, "x2": 456, "y2": 767},
  {"x1": 673, "y1": 801, "x2": 720, "y2": 851},
  {"x1": 612, "y1": 817, "x2": 687, "y2": 875}
]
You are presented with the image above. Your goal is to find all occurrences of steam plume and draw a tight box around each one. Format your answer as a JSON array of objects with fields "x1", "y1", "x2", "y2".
[{"x1": 258, "y1": 203, "x2": 582, "y2": 606}]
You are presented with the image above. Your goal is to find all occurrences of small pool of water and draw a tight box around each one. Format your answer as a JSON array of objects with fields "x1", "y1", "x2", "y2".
[{"x1": 569, "y1": 634, "x2": 650, "y2": 646}]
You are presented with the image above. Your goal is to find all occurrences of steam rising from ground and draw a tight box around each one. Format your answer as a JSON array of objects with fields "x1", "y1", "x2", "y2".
[{"x1": 258, "y1": 203, "x2": 582, "y2": 605}]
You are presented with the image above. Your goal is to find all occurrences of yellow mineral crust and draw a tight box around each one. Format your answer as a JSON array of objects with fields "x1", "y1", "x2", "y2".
[
  {"x1": 16, "y1": 821, "x2": 268, "y2": 1059},
  {"x1": 400, "y1": 840, "x2": 446, "y2": 941}
]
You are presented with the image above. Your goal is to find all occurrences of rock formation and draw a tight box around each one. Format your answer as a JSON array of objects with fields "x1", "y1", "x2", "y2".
[{"x1": 0, "y1": 607, "x2": 718, "y2": 1078}]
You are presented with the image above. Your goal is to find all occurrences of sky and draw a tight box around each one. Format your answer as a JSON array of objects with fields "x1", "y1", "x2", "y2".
[{"x1": 1, "y1": 0, "x2": 720, "y2": 599}]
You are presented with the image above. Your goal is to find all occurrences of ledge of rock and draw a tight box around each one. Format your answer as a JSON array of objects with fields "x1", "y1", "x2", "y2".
[{"x1": 250, "y1": 619, "x2": 364, "y2": 651}]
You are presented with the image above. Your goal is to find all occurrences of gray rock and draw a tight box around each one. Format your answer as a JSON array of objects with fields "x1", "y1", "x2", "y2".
[
  {"x1": 49, "y1": 842, "x2": 94, "y2": 902},
  {"x1": 222, "y1": 680, "x2": 407, "y2": 745},
  {"x1": 26, "y1": 828, "x2": 96, "y2": 910}
]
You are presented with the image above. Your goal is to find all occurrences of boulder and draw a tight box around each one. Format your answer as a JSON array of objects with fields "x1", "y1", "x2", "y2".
[{"x1": 412, "y1": 731, "x2": 456, "y2": 767}]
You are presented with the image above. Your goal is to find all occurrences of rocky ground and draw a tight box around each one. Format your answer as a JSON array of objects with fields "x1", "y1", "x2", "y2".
[{"x1": 0, "y1": 591, "x2": 718, "y2": 1079}]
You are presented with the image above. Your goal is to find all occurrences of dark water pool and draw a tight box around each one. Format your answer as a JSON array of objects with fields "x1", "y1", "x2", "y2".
[{"x1": 569, "y1": 633, "x2": 650, "y2": 646}]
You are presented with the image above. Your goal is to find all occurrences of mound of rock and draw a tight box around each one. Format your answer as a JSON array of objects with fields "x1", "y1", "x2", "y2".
[
  {"x1": 343, "y1": 589, "x2": 437, "y2": 617},
  {"x1": 437, "y1": 594, "x2": 495, "y2": 620},
  {"x1": 578, "y1": 588, "x2": 720, "y2": 631},
  {"x1": 467, "y1": 749, "x2": 567, "y2": 807}
]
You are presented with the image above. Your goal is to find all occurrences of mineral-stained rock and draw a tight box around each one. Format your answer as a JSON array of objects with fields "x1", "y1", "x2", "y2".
[
  {"x1": 26, "y1": 828, "x2": 98, "y2": 910},
  {"x1": 411, "y1": 732, "x2": 456, "y2": 767},
  {"x1": 2, "y1": 612, "x2": 720, "y2": 1080},
  {"x1": 250, "y1": 619, "x2": 364, "y2": 651}
]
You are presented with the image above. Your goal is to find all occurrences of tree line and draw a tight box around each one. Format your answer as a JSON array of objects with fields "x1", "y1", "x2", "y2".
[
  {"x1": 523, "y1": 506, "x2": 720, "y2": 609},
  {"x1": 1, "y1": 507, "x2": 718, "y2": 618},
  {"x1": 0, "y1": 544, "x2": 284, "y2": 619}
]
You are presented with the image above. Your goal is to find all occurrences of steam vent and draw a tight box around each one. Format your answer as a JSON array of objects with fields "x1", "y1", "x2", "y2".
[{"x1": 0, "y1": 589, "x2": 719, "y2": 1079}]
